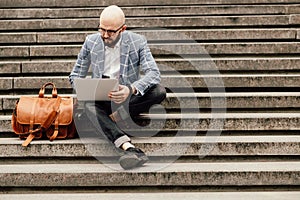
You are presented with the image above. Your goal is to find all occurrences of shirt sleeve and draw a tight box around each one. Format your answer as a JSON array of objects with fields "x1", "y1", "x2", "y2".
[
  {"x1": 69, "y1": 36, "x2": 91, "y2": 88},
  {"x1": 131, "y1": 36, "x2": 161, "y2": 96}
]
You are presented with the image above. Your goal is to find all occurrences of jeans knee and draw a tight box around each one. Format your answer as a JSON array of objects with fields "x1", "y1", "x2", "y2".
[{"x1": 155, "y1": 84, "x2": 167, "y2": 102}]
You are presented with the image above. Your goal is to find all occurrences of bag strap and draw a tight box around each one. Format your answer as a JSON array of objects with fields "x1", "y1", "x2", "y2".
[
  {"x1": 39, "y1": 82, "x2": 57, "y2": 98},
  {"x1": 22, "y1": 98, "x2": 38, "y2": 147},
  {"x1": 21, "y1": 96, "x2": 61, "y2": 147},
  {"x1": 49, "y1": 117, "x2": 59, "y2": 141}
]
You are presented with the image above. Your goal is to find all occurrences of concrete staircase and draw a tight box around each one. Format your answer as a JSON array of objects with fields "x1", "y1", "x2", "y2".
[{"x1": 1, "y1": 0, "x2": 300, "y2": 199}]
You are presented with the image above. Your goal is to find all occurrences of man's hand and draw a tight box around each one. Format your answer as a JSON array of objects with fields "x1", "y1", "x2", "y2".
[{"x1": 109, "y1": 85, "x2": 130, "y2": 104}]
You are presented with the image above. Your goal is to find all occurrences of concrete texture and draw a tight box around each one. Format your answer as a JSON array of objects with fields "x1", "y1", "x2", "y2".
[
  {"x1": 150, "y1": 42, "x2": 300, "y2": 56},
  {"x1": 2, "y1": 113, "x2": 300, "y2": 133},
  {"x1": 0, "y1": 15, "x2": 291, "y2": 31},
  {"x1": 2, "y1": 41, "x2": 300, "y2": 58},
  {"x1": 127, "y1": 15, "x2": 290, "y2": 28},
  {"x1": 2, "y1": 192, "x2": 300, "y2": 200},
  {"x1": 0, "y1": 58, "x2": 299, "y2": 74},
  {"x1": 136, "y1": 113, "x2": 300, "y2": 131},
  {"x1": 2, "y1": 92, "x2": 300, "y2": 111},
  {"x1": 0, "y1": 29, "x2": 297, "y2": 44},
  {"x1": 13, "y1": 76, "x2": 69, "y2": 89},
  {"x1": 37, "y1": 32, "x2": 90, "y2": 43},
  {"x1": 0, "y1": 78, "x2": 13, "y2": 90},
  {"x1": 21, "y1": 60, "x2": 74, "y2": 73},
  {"x1": 29, "y1": 45, "x2": 80, "y2": 57},
  {"x1": 0, "y1": 62, "x2": 20, "y2": 74},
  {"x1": 0, "y1": 5, "x2": 291, "y2": 19},
  {"x1": 0, "y1": 46, "x2": 29, "y2": 58},
  {"x1": 162, "y1": 74, "x2": 300, "y2": 88},
  {"x1": 289, "y1": 14, "x2": 300, "y2": 25},
  {"x1": 0, "y1": 93, "x2": 300, "y2": 113},
  {"x1": 13, "y1": 42, "x2": 300, "y2": 58},
  {"x1": 0, "y1": 33, "x2": 36, "y2": 44},
  {"x1": 1, "y1": 136, "x2": 300, "y2": 157},
  {"x1": 0, "y1": 115, "x2": 11, "y2": 132},
  {"x1": 164, "y1": 92, "x2": 300, "y2": 109},
  {"x1": 8, "y1": 74, "x2": 300, "y2": 90},
  {"x1": 0, "y1": 162, "x2": 300, "y2": 186},
  {"x1": 1, "y1": 0, "x2": 298, "y2": 8},
  {"x1": 141, "y1": 29, "x2": 297, "y2": 41}
]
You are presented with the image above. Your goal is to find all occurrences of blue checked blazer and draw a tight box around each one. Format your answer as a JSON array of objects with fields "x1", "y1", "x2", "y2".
[{"x1": 69, "y1": 31, "x2": 161, "y2": 96}]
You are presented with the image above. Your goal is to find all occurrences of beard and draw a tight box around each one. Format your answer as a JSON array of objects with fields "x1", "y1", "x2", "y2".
[{"x1": 102, "y1": 33, "x2": 121, "y2": 48}]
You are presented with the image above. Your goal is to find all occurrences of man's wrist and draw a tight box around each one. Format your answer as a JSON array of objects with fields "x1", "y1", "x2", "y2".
[
  {"x1": 126, "y1": 85, "x2": 133, "y2": 96},
  {"x1": 131, "y1": 85, "x2": 138, "y2": 95}
]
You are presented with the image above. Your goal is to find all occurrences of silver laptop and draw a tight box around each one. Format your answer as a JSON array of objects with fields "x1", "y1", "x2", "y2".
[{"x1": 73, "y1": 78, "x2": 119, "y2": 101}]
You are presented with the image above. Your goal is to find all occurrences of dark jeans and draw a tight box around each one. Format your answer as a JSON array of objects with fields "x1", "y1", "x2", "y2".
[{"x1": 84, "y1": 84, "x2": 166, "y2": 148}]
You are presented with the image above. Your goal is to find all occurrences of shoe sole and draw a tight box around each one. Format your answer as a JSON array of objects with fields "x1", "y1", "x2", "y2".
[
  {"x1": 119, "y1": 154, "x2": 143, "y2": 170},
  {"x1": 137, "y1": 155, "x2": 149, "y2": 167}
]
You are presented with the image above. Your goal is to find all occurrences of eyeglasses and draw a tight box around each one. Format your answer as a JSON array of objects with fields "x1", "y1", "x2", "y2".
[{"x1": 98, "y1": 24, "x2": 125, "y2": 36}]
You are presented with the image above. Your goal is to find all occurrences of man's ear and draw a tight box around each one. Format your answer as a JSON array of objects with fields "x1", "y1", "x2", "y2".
[{"x1": 121, "y1": 25, "x2": 127, "y2": 32}]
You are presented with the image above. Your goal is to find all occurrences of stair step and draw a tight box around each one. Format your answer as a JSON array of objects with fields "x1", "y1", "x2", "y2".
[
  {"x1": 1, "y1": 162, "x2": 300, "y2": 186},
  {"x1": 198, "y1": 92, "x2": 299, "y2": 108},
  {"x1": 1, "y1": 0, "x2": 298, "y2": 8},
  {"x1": 1, "y1": 192, "x2": 300, "y2": 200},
  {"x1": 151, "y1": 42, "x2": 300, "y2": 56},
  {"x1": 0, "y1": 15, "x2": 292, "y2": 31},
  {"x1": 3, "y1": 42, "x2": 300, "y2": 58},
  {"x1": 1, "y1": 74, "x2": 299, "y2": 90},
  {"x1": 0, "y1": 5, "x2": 295, "y2": 19},
  {"x1": 2, "y1": 113, "x2": 300, "y2": 133},
  {"x1": 1, "y1": 136, "x2": 300, "y2": 157},
  {"x1": 2, "y1": 57, "x2": 300, "y2": 75},
  {"x1": 2, "y1": 92, "x2": 300, "y2": 111},
  {"x1": 0, "y1": 29, "x2": 297, "y2": 44},
  {"x1": 161, "y1": 74, "x2": 300, "y2": 89}
]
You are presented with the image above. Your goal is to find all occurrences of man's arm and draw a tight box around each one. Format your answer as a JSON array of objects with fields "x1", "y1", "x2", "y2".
[
  {"x1": 131, "y1": 36, "x2": 161, "y2": 96},
  {"x1": 69, "y1": 36, "x2": 91, "y2": 88}
]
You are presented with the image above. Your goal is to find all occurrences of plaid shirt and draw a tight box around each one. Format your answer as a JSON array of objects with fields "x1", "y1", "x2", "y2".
[{"x1": 69, "y1": 31, "x2": 161, "y2": 96}]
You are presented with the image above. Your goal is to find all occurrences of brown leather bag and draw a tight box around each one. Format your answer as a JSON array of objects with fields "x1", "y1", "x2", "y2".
[{"x1": 12, "y1": 82, "x2": 77, "y2": 147}]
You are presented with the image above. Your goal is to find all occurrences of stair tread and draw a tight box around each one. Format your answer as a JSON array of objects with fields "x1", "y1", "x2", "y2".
[
  {"x1": 1, "y1": 161, "x2": 300, "y2": 173},
  {"x1": 2, "y1": 92, "x2": 300, "y2": 98},
  {"x1": 2, "y1": 135, "x2": 300, "y2": 144},
  {"x1": 5, "y1": 42, "x2": 300, "y2": 58},
  {"x1": 2, "y1": 112, "x2": 300, "y2": 120},
  {"x1": 140, "y1": 112, "x2": 300, "y2": 119},
  {"x1": 1, "y1": 136, "x2": 299, "y2": 158},
  {"x1": 1, "y1": 192, "x2": 300, "y2": 200},
  {"x1": 6, "y1": 74, "x2": 300, "y2": 77},
  {"x1": 1, "y1": 0, "x2": 299, "y2": 8},
  {"x1": 0, "y1": 15, "x2": 291, "y2": 31},
  {"x1": 1, "y1": 162, "x2": 300, "y2": 186},
  {"x1": 0, "y1": 5, "x2": 293, "y2": 19}
]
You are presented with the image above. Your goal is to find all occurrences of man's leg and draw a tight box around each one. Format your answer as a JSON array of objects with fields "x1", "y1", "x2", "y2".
[
  {"x1": 84, "y1": 101, "x2": 131, "y2": 148},
  {"x1": 110, "y1": 84, "x2": 166, "y2": 122},
  {"x1": 84, "y1": 101, "x2": 147, "y2": 170},
  {"x1": 129, "y1": 84, "x2": 166, "y2": 117},
  {"x1": 118, "y1": 84, "x2": 166, "y2": 168},
  {"x1": 94, "y1": 84, "x2": 166, "y2": 169}
]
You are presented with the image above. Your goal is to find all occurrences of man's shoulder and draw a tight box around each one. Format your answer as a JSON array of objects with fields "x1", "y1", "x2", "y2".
[
  {"x1": 86, "y1": 33, "x2": 102, "y2": 42},
  {"x1": 123, "y1": 31, "x2": 146, "y2": 42}
]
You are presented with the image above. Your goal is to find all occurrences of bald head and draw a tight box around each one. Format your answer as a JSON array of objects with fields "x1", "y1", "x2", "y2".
[{"x1": 100, "y1": 5, "x2": 125, "y2": 28}]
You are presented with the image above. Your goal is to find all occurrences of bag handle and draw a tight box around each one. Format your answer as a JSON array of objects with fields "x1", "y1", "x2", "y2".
[
  {"x1": 21, "y1": 96, "x2": 61, "y2": 147},
  {"x1": 39, "y1": 82, "x2": 57, "y2": 98}
]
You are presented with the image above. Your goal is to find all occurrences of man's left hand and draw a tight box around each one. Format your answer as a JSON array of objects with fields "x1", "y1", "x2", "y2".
[{"x1": 109, "y1": 85, "x2": 130, "y2": 104}]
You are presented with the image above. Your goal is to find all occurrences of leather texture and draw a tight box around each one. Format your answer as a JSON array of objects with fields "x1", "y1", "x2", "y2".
[{"x1": 12, "y1": 82, "x2": 76, "y2": 146}]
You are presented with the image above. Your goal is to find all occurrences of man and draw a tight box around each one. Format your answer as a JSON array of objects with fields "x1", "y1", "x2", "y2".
[{"x1": 69, "y1": 5, "x2": 166, "y2": 170}]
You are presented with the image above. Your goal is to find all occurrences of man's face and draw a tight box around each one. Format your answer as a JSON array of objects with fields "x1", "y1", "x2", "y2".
[{"x1": 99, "y1": 23, "x2": 124, "y2": 47}]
